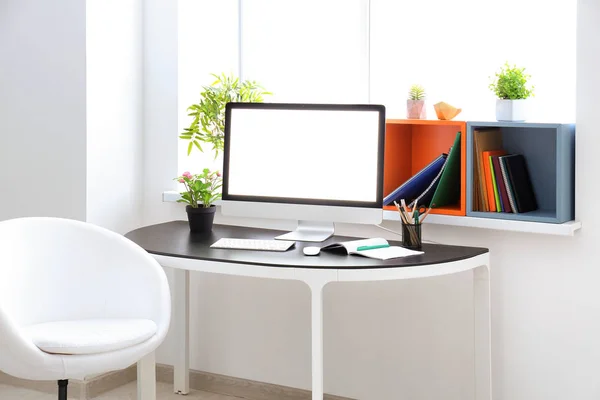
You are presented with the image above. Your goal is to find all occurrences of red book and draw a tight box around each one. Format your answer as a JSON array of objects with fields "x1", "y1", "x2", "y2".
[{"x1": 491, "y1": 156, "x2": 512, "y2": 213}]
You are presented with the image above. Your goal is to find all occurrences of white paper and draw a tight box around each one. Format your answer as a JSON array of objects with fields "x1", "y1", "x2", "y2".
[
  {"x1": 338, "y1": 237, "x2": 388, "y2": 253},
  {"x1": 354, "y1": 246, "x2": 424, "y2": 260}
]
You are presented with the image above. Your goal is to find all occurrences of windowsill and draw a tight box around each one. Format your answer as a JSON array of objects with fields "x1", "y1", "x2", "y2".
[{"x1": 162, "y1": 191, "x2": 582, "y2": 236}]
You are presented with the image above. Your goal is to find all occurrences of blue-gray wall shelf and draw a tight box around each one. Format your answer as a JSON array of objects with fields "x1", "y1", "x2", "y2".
[{"x1": 466, "y1": 121, "x2": 575, "y2": 224}]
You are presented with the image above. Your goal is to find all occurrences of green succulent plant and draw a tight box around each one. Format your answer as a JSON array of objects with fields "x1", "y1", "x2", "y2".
[
  {"x1": 408, "y1": 84, "x2": 426, "y2": 101},
  {"x1": 488, "y1": 62, "x2": 534, "y2": 100}
]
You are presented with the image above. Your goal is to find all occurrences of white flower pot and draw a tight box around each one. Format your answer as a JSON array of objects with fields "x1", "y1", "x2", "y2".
[{"x1": 495, "y1": 99, "x2": 528, "y2": 122}]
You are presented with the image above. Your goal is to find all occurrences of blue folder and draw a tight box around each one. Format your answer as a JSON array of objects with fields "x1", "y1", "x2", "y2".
[{"x1": 383, "y1": 153, "x2": 448, "y2": 206}]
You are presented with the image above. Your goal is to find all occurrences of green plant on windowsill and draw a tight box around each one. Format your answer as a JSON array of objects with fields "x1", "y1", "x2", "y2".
[
  {"x1": 180, "y1": 73, "x2": 272, "y2": 157},
  {"x1": 488, "y1": 62, "x2": 535, "y2": 100}
]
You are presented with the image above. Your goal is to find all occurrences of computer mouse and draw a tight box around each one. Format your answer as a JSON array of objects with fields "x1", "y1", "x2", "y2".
[{"x1": 303, "y1": 246, "x2": 321, "y2": 256}]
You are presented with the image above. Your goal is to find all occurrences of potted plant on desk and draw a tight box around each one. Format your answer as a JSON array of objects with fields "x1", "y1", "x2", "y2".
[{"x1": 175, "y1": 169, "x2": 222, "y2": 234}]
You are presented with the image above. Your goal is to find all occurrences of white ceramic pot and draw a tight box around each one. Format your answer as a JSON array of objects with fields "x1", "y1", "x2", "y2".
[{"x1": 495, "y1": 99, "x2": 528, "y2": 122}]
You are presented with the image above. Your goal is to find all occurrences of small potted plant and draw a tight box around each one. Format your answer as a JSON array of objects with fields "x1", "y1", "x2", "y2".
[
  {"x1": 407, "y1": 84, "x2": 426, "y2": 119},
  {"x1": 175, "y1": 169, "x2": 222, "y2": 234},
  {"x1": 180, "y1": 73, "x2": 272, "y2": 157},
  {"x1": 489, "y1": 62, "x2": 534, "y2": 121}
]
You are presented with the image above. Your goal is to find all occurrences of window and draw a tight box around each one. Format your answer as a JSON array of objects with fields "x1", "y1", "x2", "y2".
[
  {"x1": 241, "y1": 0, "x2": 369, "y2": 103},
  {"x1": 178, "y1": 0, "x2": 576, "y2": 173},
  {"x1": 370, "y1": 0, "x2": 576, "y2": 122},
  {"x1": 177, "y1": 0, "x2": 239, "y2": 175}
]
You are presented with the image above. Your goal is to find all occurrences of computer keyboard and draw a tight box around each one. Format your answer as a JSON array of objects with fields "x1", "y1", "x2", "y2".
[{"x1": 210, "y1": 238, "x2": 295, "y2": 252}]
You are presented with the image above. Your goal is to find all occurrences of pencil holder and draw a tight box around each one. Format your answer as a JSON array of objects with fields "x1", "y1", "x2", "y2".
[{"x1": 401, "y1": 222, "x2": 422, "y2": 250}]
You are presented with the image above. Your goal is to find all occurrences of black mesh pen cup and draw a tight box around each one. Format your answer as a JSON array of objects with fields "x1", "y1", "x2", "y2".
[{"x1": 401, "y1": 222, "x2": 422, "y2": 250}]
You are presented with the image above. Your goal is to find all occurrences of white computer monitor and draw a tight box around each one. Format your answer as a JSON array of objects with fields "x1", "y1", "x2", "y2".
[{"x1": 221, "y1": 102, "x2": 386, "y2": 242}]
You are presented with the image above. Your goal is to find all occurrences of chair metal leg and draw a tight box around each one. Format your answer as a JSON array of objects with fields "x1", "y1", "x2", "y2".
[{"x1": 58, "y1": 380, "x2": 68, "y2": 400}]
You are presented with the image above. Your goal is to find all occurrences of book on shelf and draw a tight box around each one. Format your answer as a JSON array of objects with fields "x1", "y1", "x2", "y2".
[
  {"x1": 489, "y1": 156, "x2": 503, "y2": 212},
  {"x1": 471, "y1": 124, "x2": 538, "y2": 214},
  {"x1": 384, "y1": 131, "x2": 463, "y2": 211},
  {"x1": 430, "y1": 131, "x2": 462, "y2": 209},
  {"x1": 482, "y1": 149, "x2": 506, "y2": 212},
  {"x1": 491, "y1": 155, "x2": 512, "y2": 213},
  {"x1": 500, "y1": 154, "x2": 538, "y2": 213},
  {"x1": 473, "y1": 128, "x2": 502, "y2": 211},
  {"x1": 474, "y1": 147, "x2": 538, "y2": 214},
  {"x1": 383, "y1": 153, "x2": 447, "y2": 207},
  {"x1": 498, "y1": 156, "x2": 518, "y2": 213}
]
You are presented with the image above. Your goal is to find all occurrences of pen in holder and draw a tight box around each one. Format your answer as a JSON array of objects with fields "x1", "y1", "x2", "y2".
[{"x1": 394, "y1": 199, "x2": 431, "y2": 250}]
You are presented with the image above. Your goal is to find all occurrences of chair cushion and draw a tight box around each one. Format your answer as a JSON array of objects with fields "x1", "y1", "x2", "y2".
[{"x1": 23, "y1": 318, "x2": 157, "y2": 355}]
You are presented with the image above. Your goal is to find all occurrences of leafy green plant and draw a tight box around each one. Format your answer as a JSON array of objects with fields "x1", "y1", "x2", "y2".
[
  {"x1": 180, "y1": 73, "x2": 272, "y2": 157},
  {"x1": 174, "y1": 169, "x2": 222, "y2": 208},
  {"x1": 488, "y1": 62, "x2": 534, "y2": 100},
  {"x1": 408, "y1": 84, "x2": 426, "y2": 101}
]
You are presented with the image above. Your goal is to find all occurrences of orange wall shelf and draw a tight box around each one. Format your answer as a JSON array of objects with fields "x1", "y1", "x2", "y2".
[{"x1": 383, "y1": 119, "x2": 467, "y2": 216}]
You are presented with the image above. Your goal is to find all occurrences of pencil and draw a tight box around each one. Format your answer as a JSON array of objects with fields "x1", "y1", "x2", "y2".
[
  {"x1": 394, "y1": 201, "x2": 409, "y2": 224},
  {"x1": 400, "y1": 199, "x2": 412, "y2": 223}
]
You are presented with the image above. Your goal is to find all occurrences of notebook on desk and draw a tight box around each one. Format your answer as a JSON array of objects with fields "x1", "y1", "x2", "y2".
[{"x1": 320, "y1": 238, "x2": 423, "y2": 260}]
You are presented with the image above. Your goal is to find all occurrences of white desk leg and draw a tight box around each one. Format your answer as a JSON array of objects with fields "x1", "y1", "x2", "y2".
[
  {"x1": 474, "y1": 263, "x2": 492, "y2": 400},
  {"x1": 310, "y1": 282, "x2": 325, "y2": 400},
  {"x1": 173, "y1": 269, "x2": 190, "y2": 394}
]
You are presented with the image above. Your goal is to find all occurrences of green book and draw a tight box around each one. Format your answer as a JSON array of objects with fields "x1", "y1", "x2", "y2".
[
  {"x1": 430, "y1": 131, "x2": 461, "y2": 208},
  {"x1": 489, "y1": 156, "x2": 502, "y2": 212}
]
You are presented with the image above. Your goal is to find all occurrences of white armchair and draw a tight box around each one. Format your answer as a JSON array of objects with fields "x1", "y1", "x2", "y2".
[{"x1": 0, "y1": 217, "x2": 171, "y2": 400}]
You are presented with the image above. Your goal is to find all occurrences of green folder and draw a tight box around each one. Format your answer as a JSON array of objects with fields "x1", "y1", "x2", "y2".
[{"x1": 430, "y1": 131, "x2": 461, "y2": 208}]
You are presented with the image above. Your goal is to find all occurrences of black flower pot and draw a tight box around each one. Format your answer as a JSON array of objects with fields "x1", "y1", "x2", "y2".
[{"x1": 186, "y1": 205, "x2": 216, "y2": 234}]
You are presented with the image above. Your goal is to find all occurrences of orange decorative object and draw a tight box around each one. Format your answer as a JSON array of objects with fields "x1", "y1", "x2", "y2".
[{"x1": 433, "y1": 102, "x2": 462, "y2": 120}]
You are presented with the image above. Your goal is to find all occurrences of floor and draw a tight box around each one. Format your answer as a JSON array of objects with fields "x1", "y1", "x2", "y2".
[{"x1": 0, "y1": 381, "x2": 244, "y2": 400}]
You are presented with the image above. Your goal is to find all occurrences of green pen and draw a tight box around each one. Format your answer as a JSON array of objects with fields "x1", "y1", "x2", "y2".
[{"x1": 357, "y1": 244, "x2": 390, "y2": 251}]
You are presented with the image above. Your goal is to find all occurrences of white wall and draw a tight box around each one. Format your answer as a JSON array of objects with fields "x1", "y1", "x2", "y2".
[
  {"x1": 144, "y1": 2, "x2": 599, "y2": 400},
  {"x1": 143, "y1": 0, "x2": 181, "y2": 227},
  {"x1": 143, "y1": 0, "x2": 183, "y2": 365},
  {"x1": 0, "y1": 0, "x2": 87, "y2": 221},
  {"x1": 0, "y1": 0, "x2": 143, "y2": 233},
  {"x1": 86, "y1": 0, "x2": 144, "y2": 234}
]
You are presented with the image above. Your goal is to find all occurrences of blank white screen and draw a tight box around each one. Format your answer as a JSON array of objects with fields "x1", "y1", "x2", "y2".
[{"x1": 226, "y1": 108, "x2": 381, "y2": 203}]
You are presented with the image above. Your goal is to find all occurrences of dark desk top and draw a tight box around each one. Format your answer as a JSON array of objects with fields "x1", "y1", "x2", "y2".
[{"x1": 126, "y1": 221, "x2": 488, "y2": 270}]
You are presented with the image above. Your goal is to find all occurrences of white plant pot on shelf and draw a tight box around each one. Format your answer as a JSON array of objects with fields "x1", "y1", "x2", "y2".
[{"x1": 496, "y1": 99, "x2": 528, "y2": 122}]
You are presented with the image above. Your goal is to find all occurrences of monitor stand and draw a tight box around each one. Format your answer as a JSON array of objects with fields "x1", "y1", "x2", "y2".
[{"x1": 274, "y1": 220, "x2": 334, "y2": 242}]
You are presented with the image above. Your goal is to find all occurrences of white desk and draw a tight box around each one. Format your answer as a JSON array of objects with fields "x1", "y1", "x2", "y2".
[{"x1": 126, "y1": 222, "x2": 491, "y2": 400}]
